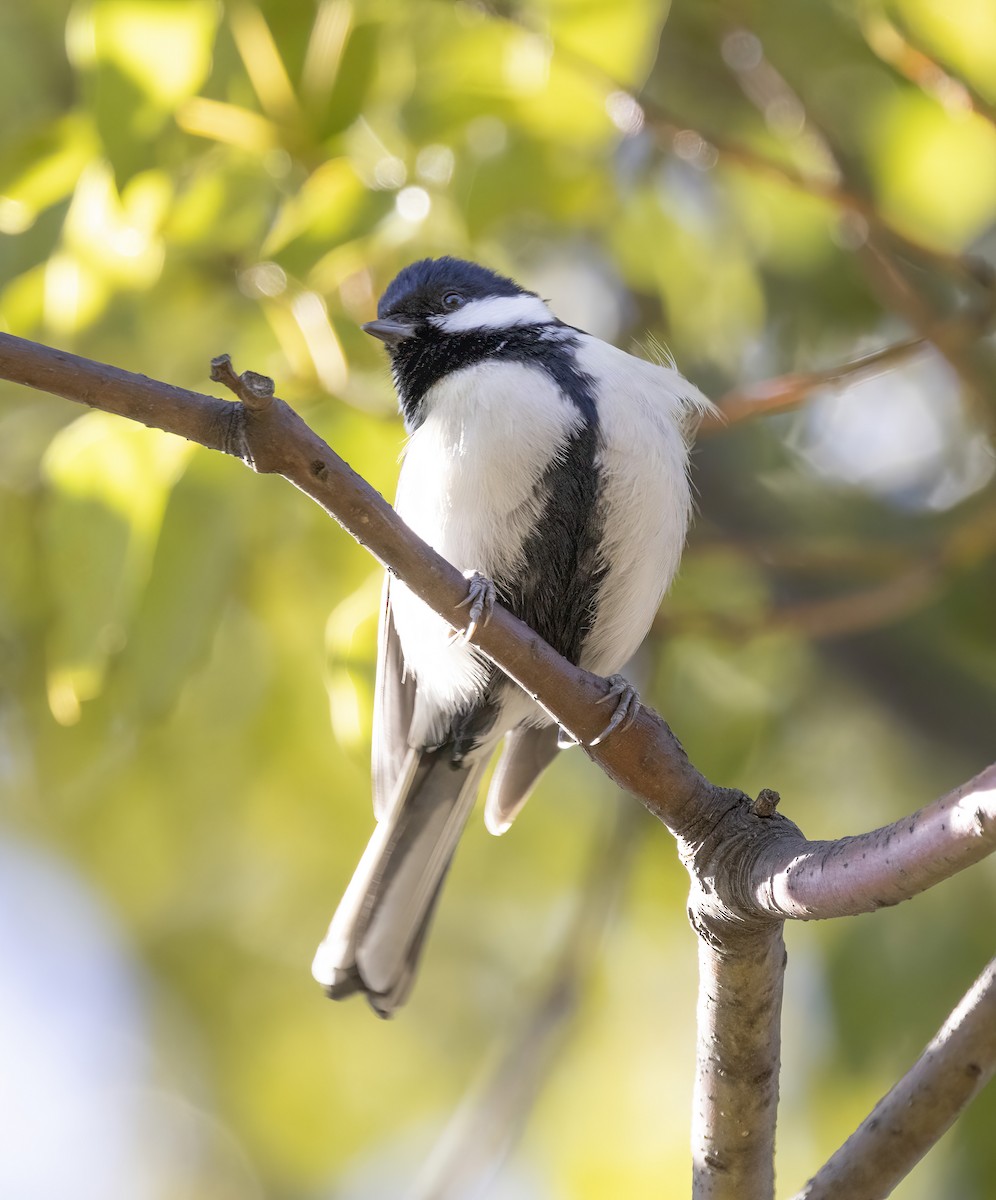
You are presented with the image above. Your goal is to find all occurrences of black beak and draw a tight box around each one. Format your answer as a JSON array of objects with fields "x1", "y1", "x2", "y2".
[{"x1": 362, "y1": 318, "x2": 418, "y2": 347}]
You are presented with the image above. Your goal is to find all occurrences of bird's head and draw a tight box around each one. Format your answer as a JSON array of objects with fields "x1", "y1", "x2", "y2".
[
  {"x1": 363, "y1": 257, "x2": 554, "y2": 348},
  {"x1": 363, "y1": 257, "x2": 561, "y2": 428}
]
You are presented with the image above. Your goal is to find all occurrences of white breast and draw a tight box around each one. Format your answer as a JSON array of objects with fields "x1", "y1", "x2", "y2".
[
  {"x1": 391, "y1": 358, "x2": 583, "y2": 746},
  {"x1": 573, "y1": 336, "x2": 711, "y2": 677}
]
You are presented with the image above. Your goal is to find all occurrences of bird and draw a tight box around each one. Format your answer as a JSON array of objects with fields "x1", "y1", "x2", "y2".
[{"x1": 311, "y1": 256, "x2": 711, "y2": 1016}]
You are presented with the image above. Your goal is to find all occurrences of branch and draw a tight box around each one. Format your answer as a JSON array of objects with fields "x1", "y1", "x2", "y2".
[
  {"x1": 681, "y1": 789, "x2": 788, "y2": 1200},
  {"x1": 794, "y1": 955, "x2": 996, "y2": 1199},
  {"x1": 0, "y1": 331, "x2": 709, "y2": 831},
  {"x1": 861, "y1": 10, "x2": 996, "y2": 127},
  {"x1": 660, "y1": 505, "x2": 996, "y2": 644},
  {"x1": 691, "y1": 924, "x2": 786, "y2": 1200},
  {"x1": 750, "y1": 764, "x2": 996, "y2": 921}
]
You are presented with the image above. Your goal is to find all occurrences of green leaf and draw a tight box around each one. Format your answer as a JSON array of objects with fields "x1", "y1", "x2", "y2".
[
  {"x1": 113, "y1": 455, "x2": 240, "y2": 720},
  {"x1": 40, "y1": 411, "x2": 191, "y2": 722}
]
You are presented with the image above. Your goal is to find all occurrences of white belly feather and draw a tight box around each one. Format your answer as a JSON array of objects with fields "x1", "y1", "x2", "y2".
[
  {"x1": 390, "y1": 340, "x2": 710, "y2": 748},
  {"x1": 575, "y1": 336, "x2": 710, "y2": 676},
  {"x1": 391, "y1": 359, "x2": 583, "y2": 745}
]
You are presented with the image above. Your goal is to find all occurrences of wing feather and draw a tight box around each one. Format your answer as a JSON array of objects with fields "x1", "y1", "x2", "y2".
[{"x1": 372, "y1": 576, "x2": 416, "y2": 819}]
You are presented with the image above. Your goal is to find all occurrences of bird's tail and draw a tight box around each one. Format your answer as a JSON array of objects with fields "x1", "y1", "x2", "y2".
[{"x1": 312, "y1": 747, "x2": 487, "y2": 1017}]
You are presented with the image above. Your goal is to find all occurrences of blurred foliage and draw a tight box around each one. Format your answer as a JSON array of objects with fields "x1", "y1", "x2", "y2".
[{"x1": 1, "y1": 0, "x2": 995, "y2": 1197}]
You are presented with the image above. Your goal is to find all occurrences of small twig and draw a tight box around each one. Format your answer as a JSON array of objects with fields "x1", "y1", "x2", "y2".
[
  {"x1": 794, "y1": 955, "x2": 996, "y2": 1199},
  {"x1": 751, "y1": 789, "x2": 781, "y2": 818},
  {"x1": 702, "y1": 289, "x2": 994, "y2": 432},
  {"x1": 683, "y1": 561, "x2": 940, "y2": 643},
  {"x1": 658, "y1": 502, "x2": 996, "y2": 643},
  {"x1": 210, "y1": 352, "x2": 276, "y2": 409}
]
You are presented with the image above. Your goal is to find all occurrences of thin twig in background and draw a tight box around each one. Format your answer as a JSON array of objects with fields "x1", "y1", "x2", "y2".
[
  {"x1": 860, "y1": 10, "x2": 996, "y2": 128},
  {"x1": 654, "y1": 503, "x2": 996, "y2": 643},
  {"x1": 496, "y1": 2, "x2": 986, "y2": 289},
  {"x1": 409, "y1": 799, "x2": 642, "y2": 1200},
  {"x1": 704, "y1": 333, "x2": 927, "y2": 431}
]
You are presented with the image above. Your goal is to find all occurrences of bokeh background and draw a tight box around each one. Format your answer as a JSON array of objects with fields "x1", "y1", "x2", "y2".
[{"x1": 1, "y1": 0, "x2": 995, "y2": 1196}]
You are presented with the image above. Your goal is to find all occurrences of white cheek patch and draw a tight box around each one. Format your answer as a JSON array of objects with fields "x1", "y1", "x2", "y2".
[{"x1": 433, "y1": 293, "x2": 555, "y2": 333}]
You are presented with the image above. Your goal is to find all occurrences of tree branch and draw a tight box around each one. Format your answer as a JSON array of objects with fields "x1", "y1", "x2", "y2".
[
  {"x1": 0, "y1": 331, "x2": 709, "y2": 832},
  {"x1": 703, "y1": 334, "x2": 927, "y2": 432},
  {"x1": 793, "y1": 955, "x2": 996, "y2": 1199},
  {"x1": 860, "y1": 10, "x2": 996, "y2": 128},
  {"x1": 750, "y1": 763, "x2": 996, "y2": 921},
  {"x1": 691, "y1": 924, "x2": 785, "y2": 1200}
]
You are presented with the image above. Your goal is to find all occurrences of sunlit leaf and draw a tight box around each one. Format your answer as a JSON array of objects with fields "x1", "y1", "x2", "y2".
[
  {"x1": 83, "y1": 0, "x2": 219, "y2": 109},
  {"x1": 261, "y1": 157, "x2": 366, "y2": 259},
  {"x1": 43, "y1": 252, "x2": 111, "y2": 333},
  {"x1": 63, "y1": 162, "x2": 169, "y2": 288},
  {"x1": 323, "y1": 19, "x2": 380, "y2": 139},
  {"x1": 40, "y1": 412, "x2": 191, "y2": 717},
  {"x1": 0, "y1": 114, "x2": 99, "y2": 222},
  {"x1": 548, "y1": 0, "x2": 670, "y2": 86},
  {"x1": 112, "y1": 458, "x2": 240, "y2": 720},
  {"x1": 865, "y1": 89, "x2": 996, "y2": 247}
]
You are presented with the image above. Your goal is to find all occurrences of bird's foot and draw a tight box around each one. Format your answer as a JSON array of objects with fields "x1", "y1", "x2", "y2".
[
  {"x1": 455, "y1": 571, "x2": 497, "y2": 643},
  {"x1": 590, "y1": 674, "x2": 640, "y2": 747}
]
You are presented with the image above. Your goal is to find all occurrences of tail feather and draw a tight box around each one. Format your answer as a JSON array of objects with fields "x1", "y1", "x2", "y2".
[
  {"x1": 313, "y1": 747, "x2": 486, "y2": 1017},
  {"x1": 484, "y1": 723, "x2": 561, "y2": 836}
]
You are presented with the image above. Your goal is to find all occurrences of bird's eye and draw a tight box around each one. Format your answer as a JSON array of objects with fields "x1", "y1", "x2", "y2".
[{"x1": 441, "y1": 291, "x2": 464, "y2": 311}]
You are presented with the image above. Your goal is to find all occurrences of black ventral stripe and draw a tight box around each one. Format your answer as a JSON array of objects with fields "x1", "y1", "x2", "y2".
[
  {"x1": 507, "y1": 415, "x2": 606, "y2": 666},
  {"x1": 448, "y1": 417, "x2": 606, "y2": 759}
]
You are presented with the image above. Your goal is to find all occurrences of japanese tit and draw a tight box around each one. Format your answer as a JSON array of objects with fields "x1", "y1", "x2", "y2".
[{"x1": 312, "y1": 257, "x2": 711, "y2": 1016}]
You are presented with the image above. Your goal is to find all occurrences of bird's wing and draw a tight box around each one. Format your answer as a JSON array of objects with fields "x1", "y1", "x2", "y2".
[
  {"x1": 372, "y1": 574, "x2": 417, "y2": 819},
  {"x1": 484, "y1": 723, "x2": 562, "y2": 835}
]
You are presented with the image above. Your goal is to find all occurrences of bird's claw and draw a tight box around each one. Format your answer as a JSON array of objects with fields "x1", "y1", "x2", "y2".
[
  {"x1": 455, "y1": 571, "x2": 496, "y2": 643},
  {"x1": 590, "y1": 674, "x2": 640, "y2": 747}
]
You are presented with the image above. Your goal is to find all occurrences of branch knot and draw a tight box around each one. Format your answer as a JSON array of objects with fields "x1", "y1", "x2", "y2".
[
  {"x1": 751, "y1": 788, "x2": 781, "y2": 818},
  {"x1": 210, "y1": 353, "x2": 275, "y2": 409}
]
